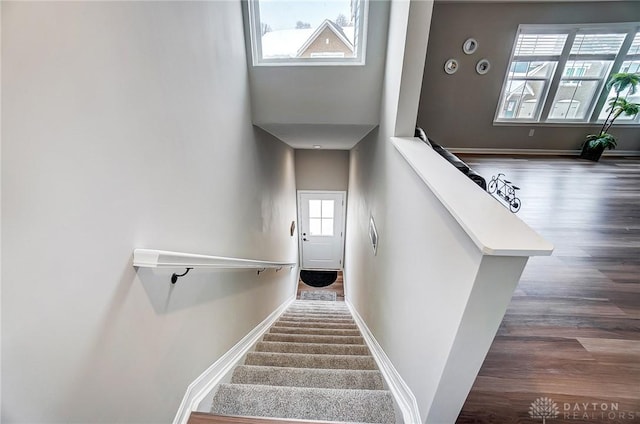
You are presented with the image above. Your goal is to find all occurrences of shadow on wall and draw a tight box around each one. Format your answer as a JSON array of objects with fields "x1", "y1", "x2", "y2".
[
  {"x1": 137, "y1": 267, "x2": 294, "y2": 315},
  {"x1": 54, "y1": 259, "x2": 298, "y2": 421}
]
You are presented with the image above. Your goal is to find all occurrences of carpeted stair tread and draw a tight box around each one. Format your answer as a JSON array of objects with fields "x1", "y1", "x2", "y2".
[
  {"x1": 277, "y1": 316, "x2": 355, "y2": 324},
  {"x1": 285, "y1": 306, "x2": 350, "y2": 312},
  {"x1": 287, "y1": 305, "x2": 349, "y2": 311},
  {"x1": 245, "y1": 352, "x2": 377, "y2": 370},
  {"x1": 293, "y1": 299, "x2": 346, "y2": 305},
  {"x1": 209, "y1": 299, "x2": 397, "y2": 423},
  {"x1": 284, "y1": 309, "x2": 351, "y2": 314},
  {"x1": 230, "y1": 365, "x2": 384, "y2": 390},
  {"x1": 287, "y1": 302, "x2": 349, "y2": 309},
  {"x1": 263, "y1": 333, "x2": 364, "y2": 345},
  {"x1": 289, "y1": 302, "x2": 348, "y2": 307},
  {"x1": 289, "y1": 303, "x2": 348, "y2": 311},
  {"x1": 269, "y1": 326, "x2": 361, "y2": 336},
  {"x1": 284, "y1": 307, "x2": 351, "y2": 313},
  {"x1": 282, "y1": 312, "x2": 353, "y2": 321},
  {"x1": 274, "y1": 320, "x2": 358, "y2": 329},
  {"x1": 211, "y1": 384, "x2": 395, "y2": 423},
  {"x1": 283, "y1": 314, "x2": 352, "y2": 320},
  {"x1": 255, "y1": 341, "x2": 370, "y2": 356},
  {"x1": 287, "y1": 305, "x2": 349, "y2": 310}
]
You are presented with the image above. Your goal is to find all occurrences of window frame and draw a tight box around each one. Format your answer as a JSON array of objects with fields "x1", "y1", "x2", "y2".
[
  {"x1": 247, "y1": 0, "x2": 369, "y2": 67},
  {"x1": 494, "y1": 23, "x2": 640, "y2": 126}
]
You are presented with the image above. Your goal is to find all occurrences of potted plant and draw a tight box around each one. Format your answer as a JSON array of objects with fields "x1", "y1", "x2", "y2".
[{"x1": 580, "y1": 72, "x2": 640, "y2": 161}]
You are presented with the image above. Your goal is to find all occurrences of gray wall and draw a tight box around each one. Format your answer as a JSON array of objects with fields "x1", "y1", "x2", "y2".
[
  {"x1": 2, "y1": 2, "x2": 298, "y2": 422},
  {"x1": 295, "y1": 150, "x2": 350, "y2": 191},
  {"x1": 417, "y1": 1, "x2": 640, "y2": 152}
]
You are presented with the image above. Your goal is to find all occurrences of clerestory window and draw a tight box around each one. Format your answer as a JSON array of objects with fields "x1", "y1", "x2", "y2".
[
  {"x1": 247, "y1": 0, "x2": 368, "y2": 66},
  {"x1": 495, "y1": 23, "x2": 640, "y2": 124}
]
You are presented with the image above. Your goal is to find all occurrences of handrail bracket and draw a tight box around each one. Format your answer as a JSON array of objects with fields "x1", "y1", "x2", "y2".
[{"x1": 171, "y1": 267, "x2": 193, "y2": 284}]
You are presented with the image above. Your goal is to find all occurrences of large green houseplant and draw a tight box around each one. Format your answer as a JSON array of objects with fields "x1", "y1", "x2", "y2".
[{"x1": 580, "y1": 72, "x2": 640, "y2": 161}]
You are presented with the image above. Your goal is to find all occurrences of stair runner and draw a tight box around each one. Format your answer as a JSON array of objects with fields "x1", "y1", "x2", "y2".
[{"x1": 210, "y1": 295, "x2": 396, "y2": 423}]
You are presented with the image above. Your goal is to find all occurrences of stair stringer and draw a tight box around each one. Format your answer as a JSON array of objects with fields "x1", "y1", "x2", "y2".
[
  {"x1": 172, "y1": 295, "x2": 296, "y2": 424},
  {"x1": 347, "y1": 300, "x2": 423, "y2": 424}
]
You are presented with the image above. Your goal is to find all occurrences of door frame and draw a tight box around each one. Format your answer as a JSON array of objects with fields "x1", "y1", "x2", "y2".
[{"x1": 297, "y1": 190, "x2": 347, "y2": 270}]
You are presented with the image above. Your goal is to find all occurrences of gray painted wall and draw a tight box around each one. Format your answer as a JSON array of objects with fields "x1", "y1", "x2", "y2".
[
  {"x1": 417, "y1": 1, "x2": 640, "y2": 152},
  {"x1": 2, "y1": 2, "x2": 298, "y2": 422},
  {"x1": 295, "y1": 150, "x2": 350, "y2": 191}
]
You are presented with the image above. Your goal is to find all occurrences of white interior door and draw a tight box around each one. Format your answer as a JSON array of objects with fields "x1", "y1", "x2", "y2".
[{"x1": 298, "y1": 191, "x2": 345, "y2": 270}]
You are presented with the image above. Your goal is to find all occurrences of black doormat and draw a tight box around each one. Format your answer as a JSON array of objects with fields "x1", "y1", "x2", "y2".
[{"x1": 300, "y1": 270, "x2": 338, "y2": 288}]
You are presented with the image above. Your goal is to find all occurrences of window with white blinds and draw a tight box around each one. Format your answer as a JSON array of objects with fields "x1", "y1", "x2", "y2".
[
  {"x1": 570, "y1": 34, "x2": 626, "y2": 55},
  {"x1": 627, "y1": 33, "x2": 640, "y2": 56},
  {"x1": 495, "y1": 24, "x2": 640, "y2": 124},
  {"x1": 514, "y1": 34, "x2": 567, "y2": 56}
]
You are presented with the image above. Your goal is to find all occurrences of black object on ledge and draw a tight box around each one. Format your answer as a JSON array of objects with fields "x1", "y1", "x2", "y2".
[{"x1": 414, "y1": 128, "x2": 487, "y2": 191}]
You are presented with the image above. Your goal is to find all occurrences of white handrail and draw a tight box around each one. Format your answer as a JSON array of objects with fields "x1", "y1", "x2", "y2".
[{"x1": 133, "y1": 249, "x2": 296, "y2": 270}]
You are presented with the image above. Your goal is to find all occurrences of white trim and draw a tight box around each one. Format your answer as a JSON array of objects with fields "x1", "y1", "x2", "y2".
[
  {"x1": 172, "y1": 296, "x2": 295, "y2": 424},
  {"x1": 248, "y1": 0, "x2": 368, "y2": 67},
  {"x1": 346, "y1": 300, "x2": 422, "y2": 424},
  {"x1": 132, "y1": 249, "x2": 295, "y2": 269},
  {"x1": 446, "y1": 147, "x2": 640, "y2": 156},
  {"x1": 358, "y1": 0, "x2": 369, "y2": 68},
  {"x1": 0, "y1": 3, "x2": 3, "y2": 413}
]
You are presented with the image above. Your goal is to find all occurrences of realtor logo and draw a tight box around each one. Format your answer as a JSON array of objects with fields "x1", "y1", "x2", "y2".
[{"x1": 529, "y1": 397, "x2": 560, "y2": 423}]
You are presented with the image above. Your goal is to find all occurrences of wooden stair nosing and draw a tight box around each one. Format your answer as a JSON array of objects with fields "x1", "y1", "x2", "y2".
[{"x1": 189, "y1": 411, "x2": 356, "y2": 424}]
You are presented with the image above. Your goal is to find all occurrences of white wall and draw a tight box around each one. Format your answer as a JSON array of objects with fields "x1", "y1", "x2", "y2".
[
  {"x1": 346, "y1": 2, "x2": 550, "y2": 423},
  {"x1": 295, "y1": 150, "x2": 350, "y2": 191},
  {"x1": 346, "y1": 0, "x2": 500, "y2": 421},
  {"x1": 346, "y1": 2, "x2": 456, "y2": 418},
  {"x1": 347, "y1": 128, "x2": 484, "y2": 421},
  {"x1": 245, "y1": 1, "x2": 390, "y2": 150},
  {"x1": 247, "y1": 0, "x2": 389, "y2": 127},
  {"x1": 1, "y1": 2, "x2": 298, "y2": 423},
  {"x1": 0, "y1": 2, "x2": 3, "y2": 413}
]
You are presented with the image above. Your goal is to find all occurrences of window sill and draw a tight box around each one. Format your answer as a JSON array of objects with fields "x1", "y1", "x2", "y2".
[
  {"x1": 252, "y1": 59, "x2": 366, "y2": 67},
  {"x1": 493, "y1": 121, "x2": 640, "y2": 128}
]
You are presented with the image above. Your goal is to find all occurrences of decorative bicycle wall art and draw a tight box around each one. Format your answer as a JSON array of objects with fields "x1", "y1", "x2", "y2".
[{"x1": 488, "y1": 173, "x2": 522, "y2": 213}]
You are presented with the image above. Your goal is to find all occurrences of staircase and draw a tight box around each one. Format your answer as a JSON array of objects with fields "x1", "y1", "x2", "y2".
[{"x1": 208, "y1": 295, "x2": 397, "y2": 423}]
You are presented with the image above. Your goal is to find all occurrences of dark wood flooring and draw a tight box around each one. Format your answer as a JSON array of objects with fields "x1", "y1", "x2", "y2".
[{"x1": 455, "y1": 155, "x2": 640, "y2": 424}]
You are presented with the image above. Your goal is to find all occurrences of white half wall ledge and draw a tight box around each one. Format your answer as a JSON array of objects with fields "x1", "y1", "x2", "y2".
[
  {"x1": 391, "y1": 137, "x2": 554, "y2": 257},
  {"x1": 133, "y1": 249, "x2": 296, "y2": 269}
]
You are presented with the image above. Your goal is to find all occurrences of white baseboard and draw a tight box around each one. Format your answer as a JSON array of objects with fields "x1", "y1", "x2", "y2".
[
  {"x1": 346, "y1": 300, "x2": 422, "y2": 424},
  {"x1": 173, "y1": 295, "x2": 295, "y2": 424},
  {"x1": 447, "y1": 148, "x2": 640, "y2": 157}
]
